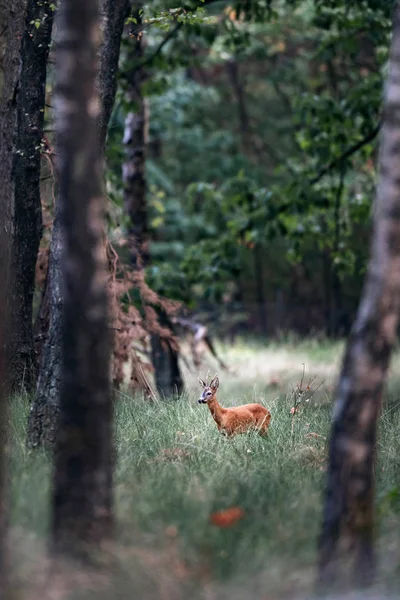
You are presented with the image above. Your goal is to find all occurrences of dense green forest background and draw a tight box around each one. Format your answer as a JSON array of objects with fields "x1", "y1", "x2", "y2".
[{"x1": 98, "y1": 0, "x2": 389, "y2": 339}]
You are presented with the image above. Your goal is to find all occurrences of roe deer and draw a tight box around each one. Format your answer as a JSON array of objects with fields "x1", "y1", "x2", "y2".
[{"x1": 198, "y1": 375, "x2": 271, "y2": 437}]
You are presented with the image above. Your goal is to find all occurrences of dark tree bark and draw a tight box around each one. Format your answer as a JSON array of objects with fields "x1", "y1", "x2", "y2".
[
  {"x1": 98, "y1": 0, "x2": 130, "y2": 151},
  {"x1": 28, "y1": 0, "x2": 128, "y2": 449},
  {"x1": 225, "y1": 59, "x2": 251, "y2": 154},
  {"x1": 122, "y1": 8, "x2": 149, "y2": 270},
  {"x1": 151, "y1": 313, "x2": 183, "y2": 398},
  {"x1": 28, "y1": 211, "x2": 63, "y2": 448},
  {"x1": 33, "y1": 268, "x2": 51, "y2": 364},
  {"x1": 123, "y1": 5, "x2": 183, "y2": 398},
  {"x1": 0, "y1": 0, "x2": 26, "y2": 389},
  {"x1": 8, "y1": 0, "x2": 54, "y2": 392},
  {"x1": 253, "y1": 244, "x2": 267, "y2": 336},
  {"x1": 0, "y1": 48, "x2": 11, "y2": 592},
  {"x1": 51, "y1": 0, "x2": 113, "y2": 552},
  {"x1": 0, "y1": 3, "x2": 14, "y2": 576},
  {"x1": 0, "y1": 264, "x2": 9, "y2": 595},
  {"x1": 328, "y1": 163, "x2": 345, "y2": 338},
  {"x1": 151, "y1": 317, "x2": 184, "y2": 398},
  {"x1": 318, "y1": 4, "x2": 400, "y2": 589},
  {"x1": 0, "y1": 0, "x2": 20, "y2": 575},
  {"x1": 0, "y1": 1, "x2": 8, "y2": 95}
]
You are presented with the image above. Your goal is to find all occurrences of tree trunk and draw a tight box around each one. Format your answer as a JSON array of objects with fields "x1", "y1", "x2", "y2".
[
  {"x1": 318, "y1": 4, "x2": 400, "y2": 588},
  {"x1": 151, "y1": 316, "x2": 183, "y2": 398},
  {"x1": 98, "y1": 0, "x2": 130, "y2": 151},
  {"x1": 225, "y1": 59, "x2": 252, "y2": 154},
  {"x1": 0, "y1": 0, "x2": 19, "y2": 574},
  {"x1": 0, "y1": 275, "x2": 9, "y2": 595},
  {"x1": 51, "y1": 0, "x2": 113, "y2": 553},
  {"x1": 0, "y1": 34, "x2": 12, "y2": 588},
  {"x1": 122, "y1": 9, "x2": 149, "y2": 270},
  {"x1": 27, "y1": 210, "x2": 62, "y2": 448},
  {"x1": 33, "y1": 268, "x2": 51, "y2": 365},
  {"x1": 253, "y1": 244, "x2": 268, "y2": 336},
  {"x1": 123, "y1": 5, "x2": 183, "y2": 397},
  {"x1": 9, "y1": 0, "x2": 54, "y2": 392},
  {"x1": 28, "y1": 0, "x2": 128, "y2": 448},
  {"x1": 0, "y1": 0, "x2": 26, "y2": 390},
  {"x1": 329, "y1": 163, "x2": 345, "y2": 338},
  {"x1": 151, "y1": 310, "x2": 184, "y2": 398},
  {"x1": 0, "y1": 1, "x2": 9, "y2": 95}
]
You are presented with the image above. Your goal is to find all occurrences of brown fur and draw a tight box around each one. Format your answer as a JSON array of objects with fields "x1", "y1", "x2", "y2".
[{"x1": 198, "y1": 375, "x2": 271, "y2": 437}]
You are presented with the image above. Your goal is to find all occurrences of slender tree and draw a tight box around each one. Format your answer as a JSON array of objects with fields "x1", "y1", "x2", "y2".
[
  {"x1": 8, "y1": 0, "x2": 55, "y2": 392},
  {"x1": 51, "y1": 0, "x2": 113, "y2": 551},
  {"x1": 0, "y1": 71, "x2": 11, "y2": 600},
  {"x1": 122, "y1": 3, "x2": 149, "y2": 270},
  {"x1": 0, "y1": 0, "x2": 26, "y2": 389},
  {"x1": 0, "y1": 3, "x2": 16, "y2": 583},
  {"x1": 0, "y1": 219, "x2": 10, "y2": 594},
  {"x1": 28, "y1": 206, "x2": 63, "y2": 448},
  {"x1": 28, "y1": 0, "x2": 129, "y2": 449},
  {"x1": 319, "y1": 3, "x2": 400, "y2": 588},
  {"x1": 98, "y1": 0, "x2": 130, "y2": 152},
  {"x1": 0, "y1": 0, "x2": 24, "y2": 577},
  {"x1": 123, "y1": 3, "x2": 184, "y2": 397},
  {"x1": 0, "y1": 1, "x2": 8, "y2": 91},
  {"x1": 0, "y1": 252, "x2": 9, "y2": 597}
]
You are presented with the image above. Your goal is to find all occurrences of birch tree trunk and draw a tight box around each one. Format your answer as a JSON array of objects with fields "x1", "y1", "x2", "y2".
[
  {"x1": 51, "y1": 0, "x2": 113, "y2": 552},
  {"x1": 318, "y1": 3, "x2": 400, "y2": 588}
]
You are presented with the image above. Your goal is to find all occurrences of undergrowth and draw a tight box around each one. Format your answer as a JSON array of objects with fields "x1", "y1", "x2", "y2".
[{"x1": 7, "y1": 338, "x2": 400, "y2": 599}]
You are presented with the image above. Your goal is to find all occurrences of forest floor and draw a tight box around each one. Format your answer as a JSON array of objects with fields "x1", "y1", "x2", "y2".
[{"x1": 8, "y1": 337, "x2": 400, "y2": 599}]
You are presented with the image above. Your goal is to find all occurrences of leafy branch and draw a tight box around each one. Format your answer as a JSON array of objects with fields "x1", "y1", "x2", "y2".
[{"x1": 310, "y1": 122, "x2": 381, "y2": 185}]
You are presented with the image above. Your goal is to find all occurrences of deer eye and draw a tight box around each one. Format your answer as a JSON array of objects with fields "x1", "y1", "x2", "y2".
[{"x1": 207, "y1": 390, "x2": 212, "y2": 396}]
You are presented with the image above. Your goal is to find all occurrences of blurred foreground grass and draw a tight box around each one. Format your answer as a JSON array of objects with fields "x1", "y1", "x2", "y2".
[{"x1": 8, "y1": 337, "x2": 400, "y2": 599}]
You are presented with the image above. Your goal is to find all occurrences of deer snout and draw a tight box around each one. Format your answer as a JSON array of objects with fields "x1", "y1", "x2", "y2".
[{"x1": 198, "y1": 398, "x2": 207, "y2": 404}]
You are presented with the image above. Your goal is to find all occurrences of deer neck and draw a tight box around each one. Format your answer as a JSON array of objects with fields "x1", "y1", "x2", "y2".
[{"x1": 208, "y1": 395, "x2": 225, "y2": 427}]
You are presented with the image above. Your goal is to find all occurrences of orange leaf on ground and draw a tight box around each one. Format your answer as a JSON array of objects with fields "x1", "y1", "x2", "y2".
[{"x1": 209, "y1": 507, "x2": 245, "y2": 528}]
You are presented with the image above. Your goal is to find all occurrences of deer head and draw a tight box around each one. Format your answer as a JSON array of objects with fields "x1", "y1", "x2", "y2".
[{"x1": 198, "y1": 375, "x2": 219, "y2": 404}]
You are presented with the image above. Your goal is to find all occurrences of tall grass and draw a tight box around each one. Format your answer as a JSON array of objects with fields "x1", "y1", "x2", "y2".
[{"x1": 7, "y1": 338, "x2": 400, "y2": 598}]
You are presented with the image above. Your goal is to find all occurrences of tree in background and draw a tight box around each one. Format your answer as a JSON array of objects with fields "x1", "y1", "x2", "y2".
[
  {"x1": 122, "y1": 2, "x2": 184, "y2": 397},
  {"x1": 98, "y1": 0, "x2": 130, "y2": 151},
  {"x1": 123, "y1": 1, "x2": 149, "y2": 271},
  {"x1": 51, "y1": 0, "x2": 113, "y2": 551},
  {"x1": 319, "y1": 2, "x2": 400, "y2": 589},
  {"x1": 138, "y1": 0, "x2": 388, "y2": 340}
]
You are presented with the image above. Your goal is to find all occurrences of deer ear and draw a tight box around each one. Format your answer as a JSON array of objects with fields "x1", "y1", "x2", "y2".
[
  {"x1": 198, "y1": 378, "x2": 207, "y2": 388},
  {"x1": 210, "y1": 375, "x2": 219, "y2": 390}
]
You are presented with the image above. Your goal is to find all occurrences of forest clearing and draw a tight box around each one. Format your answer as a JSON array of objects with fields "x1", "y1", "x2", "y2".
[
  {"x1": 1, "y1": 0, "x2": 400, "y2": 597},
  {"x1": 7, "y1": 338, "x2": 400, "y2": 599}
]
